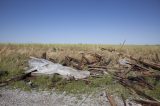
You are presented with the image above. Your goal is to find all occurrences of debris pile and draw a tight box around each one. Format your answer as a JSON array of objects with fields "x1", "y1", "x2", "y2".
[
  {"x1": 1, "y1": 48, "x2": 160, "y2": 106},
  {"x1": 104, "y1": 49, "x2": 160, "y2": 106},
  {"x1": 53, "y1": 50, "x2": 160, "y2": 106},
  {"x1": 25, "y1": 57, "x2": 90, "y2": 80}
]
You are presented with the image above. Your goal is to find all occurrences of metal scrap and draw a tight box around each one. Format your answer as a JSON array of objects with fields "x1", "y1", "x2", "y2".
[{"x1": 25, "y1": 57, "x2": 90, "y2": 80}]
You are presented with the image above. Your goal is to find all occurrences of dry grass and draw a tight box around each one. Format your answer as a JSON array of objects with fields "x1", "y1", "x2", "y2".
[
  {"x1": 0, "y1": 43, "x2": 160, "y2": 99},
  {"x1": 0, "y1": 44, "x2": 159, "y2": 64}
]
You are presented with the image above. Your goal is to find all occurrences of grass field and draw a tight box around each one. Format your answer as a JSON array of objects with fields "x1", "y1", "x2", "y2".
[{"x1": 0, "y1": 43, "x2": 160, "y2": 100}]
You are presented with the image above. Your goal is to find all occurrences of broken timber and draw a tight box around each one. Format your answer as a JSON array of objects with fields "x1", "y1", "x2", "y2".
[
  {"x1": 133, "y1": 99, "x2": 160, "y2": 106},
  {"x1": 105, "y1": 92, "x2": 117, "y2": 106},
  {"x1": 108, "y1": 50, "x2": 160, "y2": 71},
  {"x1": 124, "y1": 53, "x2": 160, "y2": 71},
  {"x1": 0, "y1": 70, "x2": 36, "y2": 87},
  {"x1": 117, "y1": 77, "x2": 158, "y2": 101}
]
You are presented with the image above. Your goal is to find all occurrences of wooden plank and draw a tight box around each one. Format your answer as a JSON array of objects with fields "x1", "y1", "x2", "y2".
[
  {"x1": 105, "y1": 92, "x2": 117, "y2": 106},
  {"x1": 133, "y1": 99, "x2": 160, "y2": 106}
]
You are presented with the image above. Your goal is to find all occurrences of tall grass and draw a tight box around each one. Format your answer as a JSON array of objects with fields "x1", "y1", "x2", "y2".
[{"x1": 0, "y1": 44, "x2": 160, "y2": 98}]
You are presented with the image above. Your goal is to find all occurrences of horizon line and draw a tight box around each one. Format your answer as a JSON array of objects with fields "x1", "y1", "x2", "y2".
[{"x1": 0, "y1": 42, "x2": 159, "y2": 46}]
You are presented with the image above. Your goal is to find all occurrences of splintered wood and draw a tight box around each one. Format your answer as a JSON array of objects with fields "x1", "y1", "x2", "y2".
[
  {"x1": 1, "y1": 48, "x2": 160, "y2": 106},
  {"x1": 105, "y1": 92, "x2": 117, "y2": 106}
]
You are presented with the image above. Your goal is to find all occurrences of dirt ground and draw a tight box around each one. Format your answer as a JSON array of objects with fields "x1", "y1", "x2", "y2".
[{"x1": 0, "y1": 88, "x2": 140, "y2": 106}]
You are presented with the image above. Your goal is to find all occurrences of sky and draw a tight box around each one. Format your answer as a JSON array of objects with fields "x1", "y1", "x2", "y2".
[{"x1": 0, "y1": 0, "x2": 160, "y2": 44}]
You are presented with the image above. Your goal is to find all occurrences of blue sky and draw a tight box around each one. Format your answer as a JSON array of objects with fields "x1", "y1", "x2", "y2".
[{"x1": 0, "y1": 0, "x2": 160, "y2": 44}]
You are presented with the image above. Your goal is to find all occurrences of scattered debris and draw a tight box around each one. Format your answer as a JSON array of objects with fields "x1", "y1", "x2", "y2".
[
  {"x1": 0, "y1": 70, "x2": 36, "y2": 87},
  {"x1": 105, "y1": 92, "x2": 117, "y2": 106},
  {"x1": 133, "y1": 99, "x2": 160, "y2": 106},
  {"x1": 127, "y1": 76, "x2": 154, "y2": 90},
  {"x1": 118, "y1": 58, "x2": 130, "y2": 67},
  {"x1": 116, "y1": 51, "x2": 160, "y2": 71},
  {"x1": 140, "y1": 61, "x2": 160, "y2": 71},
  {"x1": 80, "y1": 53, "x2": 102, "y2": 64},
  {"x1": 119, "y1": 58, "x2": 151, "y2": 71},
  {"x1": 25, "y1": 57, "x2": 90, "y2": 80},
  {"x1": 63, "y1": 56, "x2": 82, "y2": 70},
  {"x1": 118, "y1": 78, "x2": 157, "y2": 101},
  {"x1": 1, "y1": 47, "x2": 160, "y2": 106}
]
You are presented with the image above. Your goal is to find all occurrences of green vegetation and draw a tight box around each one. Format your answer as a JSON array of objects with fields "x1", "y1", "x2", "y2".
[
  {"x1": 54, "y1": 75, "x2": 113, "y2": 94},
  {"x1": 0, "y1": 44, "x2": 160, "y2": 99}
]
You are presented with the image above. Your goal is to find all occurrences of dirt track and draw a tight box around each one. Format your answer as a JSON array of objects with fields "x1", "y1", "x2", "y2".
[{"x1": 0, "y1": 89, "x2": 140, "y2": 106}]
